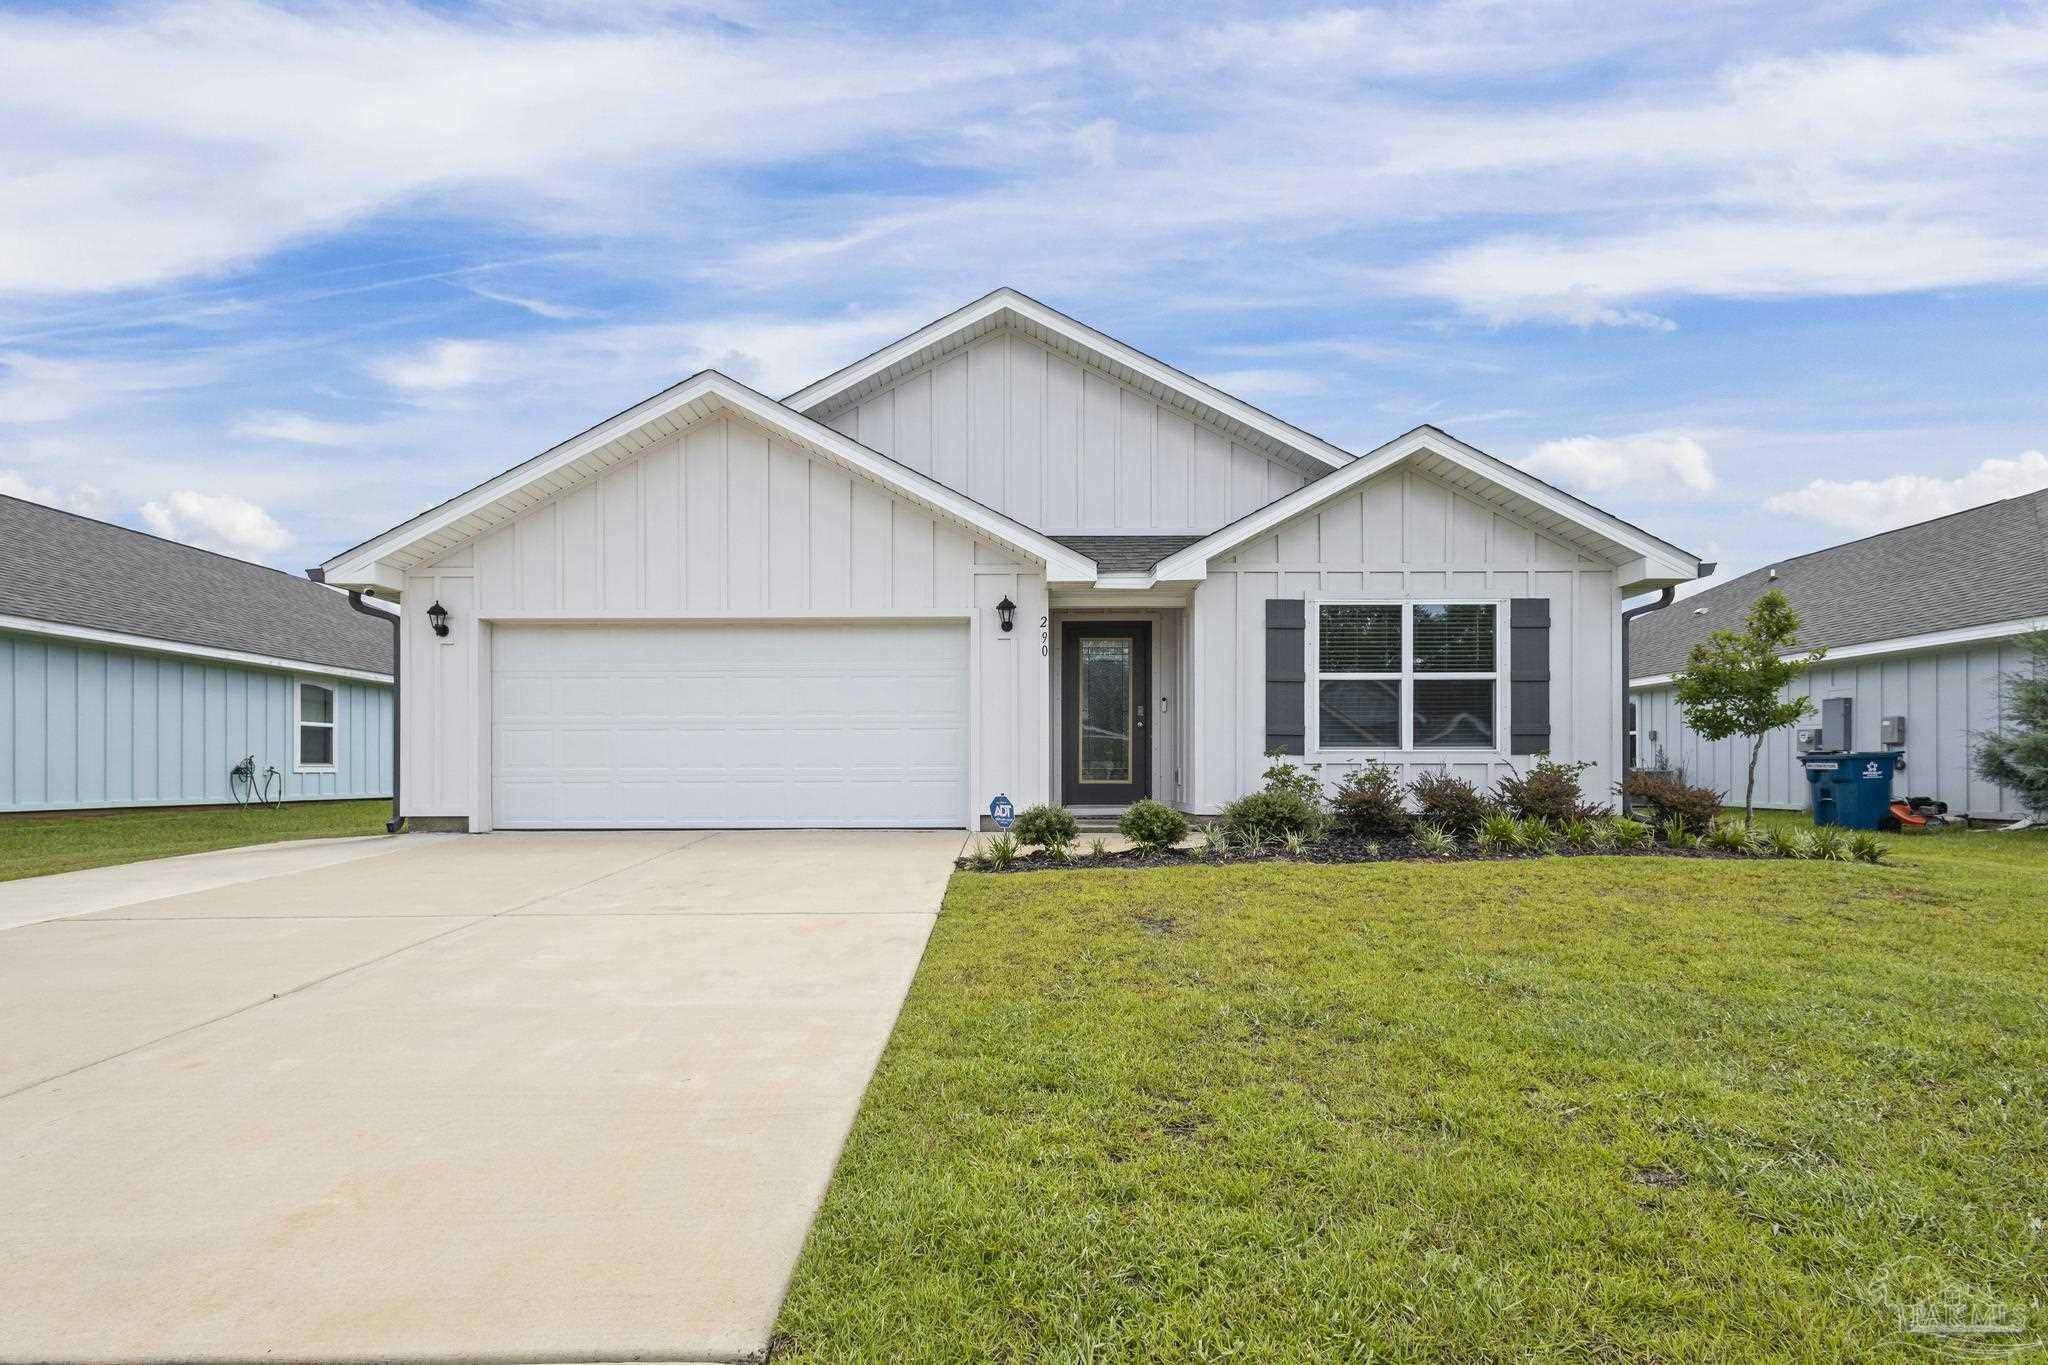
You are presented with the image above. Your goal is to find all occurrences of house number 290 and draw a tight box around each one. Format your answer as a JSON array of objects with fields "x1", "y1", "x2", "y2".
[{"x1": 1039, "y1": 616, "x2": 1049, "y2": 657}]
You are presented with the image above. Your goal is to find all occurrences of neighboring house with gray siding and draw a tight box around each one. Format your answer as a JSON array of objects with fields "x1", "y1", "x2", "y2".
[
  {"x1": 0, "y1": 495, "x2": 394, "y2": 813},
  {"x1": 1630, "y1": 488, "x2": 2048, "y2": 820},
  {"x1": 317, "y1": 288, "x2": 1702, "y2": 832}
]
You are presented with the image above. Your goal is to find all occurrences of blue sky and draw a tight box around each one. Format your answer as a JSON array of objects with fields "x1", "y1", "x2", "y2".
[{"x1": 2, "y1": 0, "x2": 2045, "y2": 592}]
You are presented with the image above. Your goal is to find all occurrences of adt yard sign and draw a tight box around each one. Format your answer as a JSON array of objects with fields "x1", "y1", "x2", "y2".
[{"x1": 988, "y1": 794, "x2": 1015, "y2": 829}]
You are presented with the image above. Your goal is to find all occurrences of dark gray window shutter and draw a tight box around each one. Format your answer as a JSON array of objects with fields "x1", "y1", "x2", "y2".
[
  {"x1": 1265, "y1": 599, "x2": 1306, "y2": 756},
  {"x1": 1509, "y1": 598, "x2": 1551, "y2": 755}
]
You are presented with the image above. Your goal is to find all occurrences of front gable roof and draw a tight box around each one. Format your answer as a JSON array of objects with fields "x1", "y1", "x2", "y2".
[
  {"x1": 782, "y1": 288, "x2": 1353, "y2": 482},
  {"x1": 319, "y1": 370, "x2": 1099, "y2": 595},
  {"x1": 1151, "y1": 425, "x2": 1703, "y2": 594}
]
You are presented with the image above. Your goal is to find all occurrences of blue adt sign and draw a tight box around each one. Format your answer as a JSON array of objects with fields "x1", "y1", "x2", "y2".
[{"x1": 988, "y1": 794, "x2": 1015, "y2": 829}]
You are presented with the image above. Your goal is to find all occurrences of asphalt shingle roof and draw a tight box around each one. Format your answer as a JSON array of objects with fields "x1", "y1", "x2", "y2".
[
  {"x1": 1630, "y1": 488, "x2": 2048, "y2": 679},
  {"x1": 0, "y1": 495, "x2": 394, "y2": 676},
  {"x1": 1049, "y1": 534, "x2": 1207, "y2": 573}
]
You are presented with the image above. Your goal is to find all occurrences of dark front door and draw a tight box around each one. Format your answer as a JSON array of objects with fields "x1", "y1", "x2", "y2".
[{"x1": 1062, "y1": 621, "x2": 1151, "y2": 806}]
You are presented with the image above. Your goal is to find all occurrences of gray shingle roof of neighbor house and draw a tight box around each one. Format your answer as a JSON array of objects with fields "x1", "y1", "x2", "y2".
[
  {"x1": 1048, "y1": 534, "x2": 1207, "y2": 573},
  {"x1": 1630, "y1": 487, "x2": 2048, "y2": 679},
  {"x1": 0, "y1": 494, "x2": 394, "y2": 676}
]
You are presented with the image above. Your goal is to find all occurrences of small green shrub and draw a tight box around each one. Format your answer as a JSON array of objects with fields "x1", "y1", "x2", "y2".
[
  {"x1": 1609, "y1": 816, "x2": 1653, "y2": 850},
  {"x1": 1762, "y1": 825, "x2": 1805, "y2": 859},
  {"x1": 1200, "y1": 824, "x2": 1229, "y2": 856},
  {"x1": 1512, "y1": 817, "x2": 1558, "y2": 853},
  {"x1": 1119, "y1": 799, "x2": 1189, "y2": 853},
  {"x1": 1495, "y1": 758, "x2": 1604, "y2": 822},
  {"x1": 1408, "y1": 771, "x2": 1495, "y2": 835},
  {"x1": 1281, "y1": 830, "x2": 1308, "y2": 855},
  {"x1": 1620, "y1": 771, "x2": 1724, "y2": 833},
  {"x1": 1087, "y1": 836, "x2": 1109, "y2": 857},
  {"x1": 1559, "y1": 816, "x2": 1601, "y2": 849},
  {"x1": 1848, "y1": 831, "x2": 1887, "y2": 864},
  {"x1": 1331, "y1": 761, "x2": 1411, "y2": 838},
  {"x1": 1259, "y1": 752, "x2": 1326, "y2": 803},
  {"x1": 1363, "y1": 840, "x2": 1383, "y2": 859},
  {"x1": 1807, "y1": 825, "x2": 1851, "y2": 861},
  {"x1": 1704, "y1": 820, "x2": 1759, "y2": 855},
  {"x1": 1011, "y1": 804, "x2": 1078, "y2": 850},
  {"x1": 1220, "y1": 789, "x2": 1330, "y2": 845},
  {"x1": 1476, "y1": 812, "x2": 1521, "y2": 854},
  {"x1": 983, "y1": 832, "x2": 1020, "y2": 869},
  {"x1": 1414, "y1": 823, "x2": 1458, "y2": 857},
  {"x1": 1661, "y1": 817, "x2": 1701, "y2": 850}
]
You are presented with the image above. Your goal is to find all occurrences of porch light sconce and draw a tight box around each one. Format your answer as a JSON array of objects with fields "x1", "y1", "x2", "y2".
[
  {"x1": 995, "y1": 596, "x2": 1016, "y2": 633},
  {"x1": 427, "y1": 600, "x2": 451, "y2": 638}
]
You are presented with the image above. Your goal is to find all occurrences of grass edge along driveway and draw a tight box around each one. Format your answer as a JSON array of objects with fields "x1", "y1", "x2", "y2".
[
  {"x1": 775, "y1": 827, "x2": 2048, "y2": 1362},
  {"x1": 0, "y1": 799, "x2": 393, "y2": 882}
]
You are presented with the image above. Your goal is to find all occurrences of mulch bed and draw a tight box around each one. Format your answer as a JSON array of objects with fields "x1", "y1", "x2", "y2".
[{"x1": 960, "y1": 834, "x2": 1749, "y2": 873}]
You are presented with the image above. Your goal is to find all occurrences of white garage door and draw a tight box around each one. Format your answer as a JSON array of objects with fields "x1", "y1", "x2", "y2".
[{"x1": 491, "y1": 622, "x2": 969, "y2": 829}]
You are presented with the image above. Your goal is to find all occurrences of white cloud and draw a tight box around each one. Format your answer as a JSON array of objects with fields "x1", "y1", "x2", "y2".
[
  {"x1": 0, "y1": 469, "x2": 111, "y2": 518},
  {"x1": 1522, "y1": 431, "x2": 1716, "y2": 495},
  {"x1": 1202, "y1": 368, "x2": 1325, "y2": 402},
  {"x1": 1762, "y1": 450, "x2": 2048, "y2": 534},
  {"x1": 367, "y1": 340, "x2": 505, "y2": 394},
  {"x1": 0, "y1": 351, "x2": 206, "y2": 423},
  {"x1": 232, "y1": 411, "x2": 369, "y2": 447},
  {"x1": 0, "y1": 1, "x2": 1055, "y2": 296},
  {"x1": 139, "y1": 489, "x2": 294, "y2": 559}
]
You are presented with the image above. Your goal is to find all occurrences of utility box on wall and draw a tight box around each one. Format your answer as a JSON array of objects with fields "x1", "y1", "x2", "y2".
[
  {"x1": 1881, "y1": 714, "x2": 1906, "y2": 746},
  {"x1": 1821, "y1": 696, "x2": 1853, "y2": 752},
  {"x1": 1796, "y1": 727, "x2": 1824, "y2": 753}
]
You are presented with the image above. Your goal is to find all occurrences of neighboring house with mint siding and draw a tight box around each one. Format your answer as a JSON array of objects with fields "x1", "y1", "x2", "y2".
[
  {"x1": 318, "y1": 287, "x2": 1703, "y2": 832},
  {"x1": 1630, "y1": 488, "x2": 2048, "y2": 821},
  {"x1": 0, "y1": 495, "x2": 394, "y2": 813}
]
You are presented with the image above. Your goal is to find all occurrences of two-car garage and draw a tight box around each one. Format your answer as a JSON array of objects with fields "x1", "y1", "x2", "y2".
[{"x1": 490, "y1": 621, "x2": 970, "y2": 829}]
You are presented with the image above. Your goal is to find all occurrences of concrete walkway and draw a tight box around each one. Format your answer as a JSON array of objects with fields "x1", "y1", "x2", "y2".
[{"x1": 0, "y1": 829, "x2": 957, "y2": 1365}]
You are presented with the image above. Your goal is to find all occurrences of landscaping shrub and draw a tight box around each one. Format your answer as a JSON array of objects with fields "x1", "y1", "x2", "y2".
[
  {"x1": 1848, "y1": 831, "x2": 1887, "y2": 864},
  {"x1": 1806, "y1": 826, "x2": 1851, "y2": 861},
  {"x1": 1119, "y1": 799, "x2": 1189, "y2": 853},
  {"x1": 1559, "y1": 816, "x2": 1601, "y2": 850},
  {"x1": 1495, "y1": 758, "x2": 1604, "y2": 822},
  {"x1": 979, "y1": 833, "x2": 1019, "y2": 870},
  {"x1": 1220, "y1": 789, "x2": 1330, "y2": 845},
  {"x1": 1610, "y1": 817, "x2": 1653, "y2": 849},
  {"x1": 1408, "y1": 771, "x2": 1495, "y2": 834},
  {"x1": 1011, "y1": 804, "x2": 1078, "y2": 851},
  {"x1": 1762, "y1": 825, "x2": 1804, "y2": 858},
  {"x1": 1512, "y1": 817, "x2": 1558, "y2": 853},
  {"x1": 1704, "y1": 820, "x2": 1762, "y2": 855},
  {"x1": 1660, "y1": 817, "x2": 1701, "y2": 850},
  {"x1": 1620, "y1": 770, "x2": 1724, "y2": 833},
  {"x1": 1414, "y1": 823, "x2": 1458, "y2": 857},
  {"x1": 1476, "y1": 811, "x2": 1520, "y2": 854},
  {"x1": 1259, "y1": 752, "x2": 1327, "y2": 803},
  {"x1": 1331, "y1": 761, "x2": 1411, "y2": 838},
  {"x1": 1200, "y1": 824, "x2": 1229, "y2": 856}
]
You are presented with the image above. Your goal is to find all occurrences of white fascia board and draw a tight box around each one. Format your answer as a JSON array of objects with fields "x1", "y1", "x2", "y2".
[
  {"x1": 0, "y1": 613, "x2": 393, "y2": 684},
  {"x1": 1629, "y1": 615, "x2": 2048, "y2": 688},
  {"x1": 783, "y1": 288, "x2": 1352, "y2": 472},
  {"x1": 1151, "y1": 426, "x2": 1702, "y2": 584},
  {"x1": 321, "y1": 371, "x2": 1097, "y2": 589}
]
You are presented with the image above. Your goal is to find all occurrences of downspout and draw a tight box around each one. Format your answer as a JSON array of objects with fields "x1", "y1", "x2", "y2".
[
  {"x1": 311, "y1": 568, "x2": 404, "y2": 834},
  {"x1": 1619, "y1": 562, "x2": 1713, "y2": 816}
]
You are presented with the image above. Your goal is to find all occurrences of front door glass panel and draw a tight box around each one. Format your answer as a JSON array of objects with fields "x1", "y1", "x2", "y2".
[{"x1": 1078, "y1": 638, "x2": 1134, "y2": 783}]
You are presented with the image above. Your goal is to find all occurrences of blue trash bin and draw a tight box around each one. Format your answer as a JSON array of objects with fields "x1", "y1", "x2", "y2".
[{"x1": 1800, "y1": 751, "x2": 1902, "y2": 829}]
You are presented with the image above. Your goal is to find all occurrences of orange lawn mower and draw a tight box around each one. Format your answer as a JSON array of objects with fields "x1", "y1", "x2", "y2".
[{"x1": 1886, "y1": 795, "x2": 1954, "y2": 831}]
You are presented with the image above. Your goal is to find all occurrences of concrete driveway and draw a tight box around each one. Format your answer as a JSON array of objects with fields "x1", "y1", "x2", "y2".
[{"x1": 0, "y1": 829, "x2": 959, "y2": 1365}]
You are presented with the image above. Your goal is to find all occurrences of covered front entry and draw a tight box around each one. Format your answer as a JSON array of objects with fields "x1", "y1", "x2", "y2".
[
  {"x1": 491, "y1": 620, "x2": 970, "y2": 828},
  {"x1": 1060, "y1": 621, "x2": 1152, "y2": 805}
]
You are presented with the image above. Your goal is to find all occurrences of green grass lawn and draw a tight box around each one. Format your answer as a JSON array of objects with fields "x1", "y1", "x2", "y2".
[
  {"x1": 778, "y1": 823, "x2": 2048, "y2": 1362},
  {"x1": 0, "y1": 799, "x2": 394, "y2": 882}
]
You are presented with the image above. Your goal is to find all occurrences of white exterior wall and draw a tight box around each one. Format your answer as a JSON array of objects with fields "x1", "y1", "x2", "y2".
[
  {"x1": 1631, "y1": 638, "x2": 2033, "y2": 819},
  {"x1": 399, "y1": 413, "x2": 1048, "y2": 828},
  {"x1": 814, "y1": 328, "x2": 1311, "y2": 533},
  {"x1": 1187, "y1": 468, "x2": 1622, "y2": 812}
]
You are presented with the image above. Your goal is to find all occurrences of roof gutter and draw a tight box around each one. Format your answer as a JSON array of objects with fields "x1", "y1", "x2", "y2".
[
  {"x1": 312, "y1": 567, "x2": 404, "y2": 835},
  {"x1": 1619, "y1": 563, "x2": 1713, "y2": 814}
]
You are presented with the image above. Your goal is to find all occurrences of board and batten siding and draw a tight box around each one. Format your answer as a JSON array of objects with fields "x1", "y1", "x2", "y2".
[
  {"x1": 812, "y1": 328, "x2": 1311, "y2": 533},
  {"x1": 0, "y1": 630, "x2": 391, "y2": 812},
  {"x1": 402, "y1": 412, "x2": 1049, "y2": 826},
  {"x1": 1186, "y1": 468, "x2": 1622, "y2": 812},
  {"x1": 1632, "y1": 639, "x2": 2032, "y2": 819}
]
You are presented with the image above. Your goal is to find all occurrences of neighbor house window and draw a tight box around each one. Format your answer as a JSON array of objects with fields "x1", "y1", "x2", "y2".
[
  {"x1": 1315, "y1": 602, "x2": 1499, "y2": 750},
  {"x1": 296, "y1": 681, "x2": 337, "y2": 771}
]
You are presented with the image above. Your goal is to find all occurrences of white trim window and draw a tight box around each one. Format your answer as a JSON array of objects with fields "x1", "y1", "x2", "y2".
[
  {"x1": 295, "y1": 679, "x2": 338, "y2": 772},
  {"x1": 1313, "y1": 601, "x2": 1502, "y2": 751}
]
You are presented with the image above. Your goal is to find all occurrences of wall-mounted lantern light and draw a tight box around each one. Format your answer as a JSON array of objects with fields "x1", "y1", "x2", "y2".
[
  {"x1": 427, "y1": 600, "x2": 451, "y2": 637},
  {"x1": 995, "y1": 596, "x2": 1016, "y2": 633}
]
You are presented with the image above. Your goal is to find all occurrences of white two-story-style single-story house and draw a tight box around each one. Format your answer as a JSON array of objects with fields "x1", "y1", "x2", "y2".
[{"x1": 316, "y1": 289, "x2": 1704, "y2": 832}]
